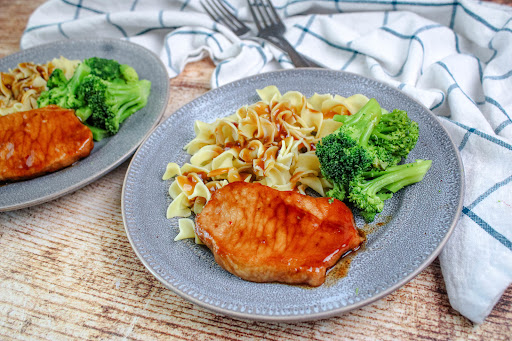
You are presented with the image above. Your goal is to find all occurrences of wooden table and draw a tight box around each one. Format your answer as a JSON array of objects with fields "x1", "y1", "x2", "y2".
[{"x1": 1, "y1": 1, "x2": 511, "y2": 340}]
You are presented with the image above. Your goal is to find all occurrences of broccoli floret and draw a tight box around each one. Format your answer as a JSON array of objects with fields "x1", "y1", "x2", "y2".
[
  {"x1": 371, "y1": 109, "x2": 419, "y2": 159},
  {"x1": 46, "y1": 68, "x2": 67, "y2": 89},
  {"x1": 317, "y1": 98, "x2": 431, "y2": 222},
  {"x1": 326, "y1": 182, "x2": 347, "y2": 202},
  {"x1": 104, "y1": 79, "x2": 151, "y2": 132},
  {"x1": 367, "y1": 143, "x2": 402, "y2": 169},
  {"x1": 37, "y1": 62, "x2": 91, "y2": 109},
  {"x1": 83, "y1": 57, "x2": 121, "y2": 81},
  {"x1": 84, "y1": 124, "x2": 110, "y2": 141},
  {"x1": 75, "y1": 106, "x2": 92, "y2": 122},
  {"x1": 120, "y1": 64, "x2": 139, "y2": 83},
  {"x1": 348, "y1": 159, "x2": 432, "y2": 222},
  {"x1": 316, "y1": 98, "x2": 383, "y2": 193},
  {"x1": 83, "y1": 57, "x2": 140, "y2": 83},
  {"x1": 77, "y1": 74, "x2": 151, "y2": 139},
  {"x1": 36, "y1": 57, "x2": 150, "y2": 142},
  {"x1": 36, "y1": 90, "x2": 52, "y2": 108}
]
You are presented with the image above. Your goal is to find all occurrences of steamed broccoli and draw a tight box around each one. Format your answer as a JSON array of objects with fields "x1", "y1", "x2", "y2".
[
  {"x1": 371, "y1": 109, "x2": 419, "y2": 159},
  {"x1": 46, "y1": 68, "x2": 67, "y2": 89},
  {"x1": 315, "y1": 98, "x2": 383, "y2": 190},
  {"x1": 348, "y1": 160, "x2": 432, "y2": 222},
  {"x1": 37, "y1": 62, "x2": 91, "y2": 109},
  {"x1": 120, "y1": 64, "x2": 139, "y2": 83},
  {"x1": 316, "y1": 98, "x2": 431, "y2": 222},
  {"x1": 83, "y1": 57, "x2": 139, "y2": 83},
  {"x1": 78, "y1": 74, "x2": 151, "y2": 135},
  {"x1": 84, "y1": 124, "x2": 110, "y2": 142},
  {"x1": 37, "y1": 57, "x2": 151, "y2": 141},
  {"x1": 83, "y1": 57, "x2": 121, "y2": 81}
]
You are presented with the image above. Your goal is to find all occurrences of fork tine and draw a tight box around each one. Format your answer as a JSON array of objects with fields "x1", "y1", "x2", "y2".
[
  {"x1": 249, "y1": 0, "x2": 282, "y2": 28},
  {"x1": 201, "y1": 0, "x2": 229, "y2": 29},
  {"x1": 202, "y1": 0, "x2": 250, "y2": 35},
  {"x1": 201, "y1": 1, "x2": 216, "y2": 20},
  {"x1": 264, "y1": 0, "x2": 282, "y2": 27},
  {"x1": 247, "y1": 0, "x2": 263, "y2": 31},
  {"x1": 212, "y1": 0, "x2": 245, "y2": 31}
]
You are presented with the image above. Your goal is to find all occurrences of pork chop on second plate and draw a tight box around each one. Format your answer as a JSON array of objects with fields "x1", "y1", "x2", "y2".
[{"x1": 0, "y1": 105, "x2": 94, "y2": 182}]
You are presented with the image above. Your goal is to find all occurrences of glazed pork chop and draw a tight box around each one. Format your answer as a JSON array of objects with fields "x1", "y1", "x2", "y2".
[
  {"x1": 0, "y1": 105, "x2": 94, "y2": 182},
  {"x1": 195, "y1": 182, "x2": 364, "y2": 287}
]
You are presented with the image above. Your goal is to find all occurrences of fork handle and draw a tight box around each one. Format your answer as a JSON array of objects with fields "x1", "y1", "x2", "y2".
[{"x1": 265, "y1": 35, "x2": 315, "y2": 68}]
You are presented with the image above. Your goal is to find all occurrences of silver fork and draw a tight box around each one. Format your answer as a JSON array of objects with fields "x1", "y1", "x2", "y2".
[
  {"x1": 201, "y1": 0, "x2": 250, "y2": 36},
  {"x1": 247, "y1": 0, "x2": 316, "y2": 67},
  {"x1": 201, "y1": 0, "x2": 318, "y2": 67}
]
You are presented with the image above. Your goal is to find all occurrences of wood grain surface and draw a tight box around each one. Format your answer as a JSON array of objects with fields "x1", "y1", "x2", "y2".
[{"x1": 1, "y1": 1, "x2": 511, "y2": 340}]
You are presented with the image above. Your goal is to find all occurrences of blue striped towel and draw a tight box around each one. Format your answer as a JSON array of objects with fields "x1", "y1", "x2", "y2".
[{"x1": 20, "y1": 0, "x2": 512, "y2": 324}]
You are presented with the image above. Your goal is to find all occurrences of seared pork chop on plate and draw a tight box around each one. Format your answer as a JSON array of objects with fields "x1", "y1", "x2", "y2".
[
  {"x1": 195, "y1": 182, "x2": 365, "y2": 287},
  {"x1": 0, "y1": 105, "x2": 94, "y2": 182}
]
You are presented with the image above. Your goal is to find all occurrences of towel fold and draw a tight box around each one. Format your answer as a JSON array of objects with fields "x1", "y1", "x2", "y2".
[{"x1": 20, "y1": 0, "x2": 512, "y2": 324}]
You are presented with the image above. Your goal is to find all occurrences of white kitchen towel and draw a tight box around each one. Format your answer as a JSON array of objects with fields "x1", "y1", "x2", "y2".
[{"x1": 19, "y1": 0, "x2": 512, "y2": 324}]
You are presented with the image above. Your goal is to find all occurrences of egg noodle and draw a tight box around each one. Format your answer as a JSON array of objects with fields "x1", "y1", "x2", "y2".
[
  {"x1": 163, "y1": 86, "x2": 370, "y2": 242},
  {"x1": 0, "y1": 56, "x2": 79, "y2": 116}
]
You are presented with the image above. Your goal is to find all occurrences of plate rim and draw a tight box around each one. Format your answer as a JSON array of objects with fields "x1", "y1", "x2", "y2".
[
  {"x1": 0, "y1": 38, "x2": 170, "y2": 212},
  {"x1": 122, "y1": 68, "x2": 464, "y2": 322}
]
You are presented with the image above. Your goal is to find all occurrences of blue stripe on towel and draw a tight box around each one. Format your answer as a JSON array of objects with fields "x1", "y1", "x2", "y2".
[
  {"x1": 485, "y1": 96, "x2": 512, "y2": 126},
  {"x1": 130, "y1": 0, "x2": 138, "y2": 11},
  {"x1": 294, "y1": 24, "x2": 357, "y2": 52},
  {"x1": 484, "y1": 69, "x2": 512, "y2": 81},
  {"x1": 458, "y1": 3, "x2": 500, "y2": 32},
  {"x1": 495, "y1": 120, "x2": 511, "y2": 134},
  {"x1": 164, "y1": 39, "x2": 177, "y2": 74},
  {"x1": 462, "y1": 207, "x2": 512, "y2": 252},
  {"x1": 57, "y1": 23, "x2": 69, "y2": 39},
  {"x1": 24, "y1": 20, "x2": 75, "y2": 34},
  {"x1": 341, "y1": 52, "x2": 359, "y2": 70},
  {"x1": 383, "y1": 11, "x2": 390, "y2": 25},
  {"x1": 213, "y1": 60, "x2": 228, "y2": 88},
  {"x1": 159, "y1": 10, "x2": 165, "y2": 27},
  {"x1": 135, "y1": 26, "x2": 179, "y2": 36},
  {"x1": 447, "y1": 119, "x2": 512, "y2": 151},
  {"x1": 449, "y1": 1, "x2": 457, "y2": 29},
  {"x1": 381, "y1": 24, "x2": 443, "y2": 76},
  {"x1": 180, "y1": 0, "x2": 192, "y2": 11},
  {"x1": 430, "y1": 91, "x2": 446, "y2": 110},
  {"x1": 131, "y1": 10, "x2": 181, "y2": 36},
  {"x1": 106, "y1": 13, "x2": 129, "y2": 38},
  {"x1": 295, "y1": 15, "x2": 316, "y2": 48},
  {"x1": 436, "y1": 62, "x2": 479, "y2": 107},
  {"x1": 467, "y1": 175, "x2": 512, "y2": 210},
  {"x1": 458, "y1": 127, "x2": 474, "y2": 151},
  {"x1": 74, "y1": 0, "x2": 83, "y2": 19},
  {"x1": 281, "y1": 0, "x2": 458, "y2": 10},
  {"x1": 60, "y1": 0, "x2": 105, "y2": 14},
  {"x1": 453, "y1": 32, "x2": 462, "y2": 53}
]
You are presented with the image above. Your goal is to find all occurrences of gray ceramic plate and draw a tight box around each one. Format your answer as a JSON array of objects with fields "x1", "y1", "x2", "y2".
[
  {"x1": 122, "y1": 69, "x2": 464, "y2": 322},
  {"x1": 0, "y1": 39, "x2": 169, "y2": 211}
]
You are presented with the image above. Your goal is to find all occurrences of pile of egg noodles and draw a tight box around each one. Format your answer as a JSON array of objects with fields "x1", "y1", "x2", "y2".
[
  {"x1": 0, "y1": 57, "x2": 79, "y2": 116},
  {"x1": 163, "y1": 85, "x2": 370, "y2": 242}
]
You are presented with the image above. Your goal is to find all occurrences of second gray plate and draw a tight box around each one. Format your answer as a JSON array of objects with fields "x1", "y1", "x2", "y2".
[
  {"x1": 0, "y1": 39, "x2": 169, "y2": 211},
  {"x1": 122, "y1": 69, "x2": 463, "y2": 322}
]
